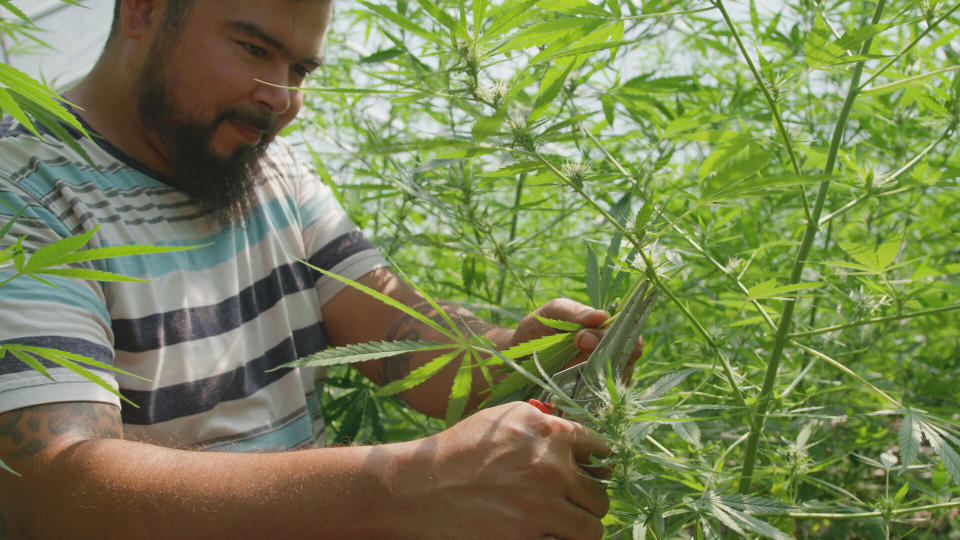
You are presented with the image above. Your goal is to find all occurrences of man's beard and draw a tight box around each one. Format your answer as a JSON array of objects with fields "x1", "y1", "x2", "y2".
[{"x1": 134, "y1": 39, "x2": 278, "y2": 225}]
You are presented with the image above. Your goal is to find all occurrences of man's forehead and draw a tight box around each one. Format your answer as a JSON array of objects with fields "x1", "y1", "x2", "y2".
[{"x1": 192, "y1": 0, "x2": 332, "y2": 58}]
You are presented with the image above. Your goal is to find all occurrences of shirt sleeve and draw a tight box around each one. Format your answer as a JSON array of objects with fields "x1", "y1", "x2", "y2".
[
  {"x1": 0, "y1": 183, "x2": 119, "y2": 416},
  {"x1": 280, "y1": 142, "x2": 388, "y2": 307}
]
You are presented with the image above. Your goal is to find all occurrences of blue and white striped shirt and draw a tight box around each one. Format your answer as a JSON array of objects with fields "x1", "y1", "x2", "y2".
[{"x1": 0, "y1": 115, "x2": 385, "y2": 451}]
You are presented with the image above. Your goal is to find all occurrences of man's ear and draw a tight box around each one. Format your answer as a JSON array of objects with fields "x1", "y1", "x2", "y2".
[{"x1": 118, "y1": 0, "x2": 161, "y2": 39}]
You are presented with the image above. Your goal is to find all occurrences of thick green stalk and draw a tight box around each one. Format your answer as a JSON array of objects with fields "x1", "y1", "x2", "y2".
[{"x1": 737, "y1": 1, "x2": 888, "y2": 494}]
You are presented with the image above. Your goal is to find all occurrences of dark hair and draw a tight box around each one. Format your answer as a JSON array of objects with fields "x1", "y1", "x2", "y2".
[{"x1": 106, "y1": 0, "x2": 195, "y2": 46}]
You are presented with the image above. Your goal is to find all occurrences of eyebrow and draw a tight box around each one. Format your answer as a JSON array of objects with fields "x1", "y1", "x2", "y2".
[{"x1": 228, "y1": 20, "x2": 323, "y2": 68}]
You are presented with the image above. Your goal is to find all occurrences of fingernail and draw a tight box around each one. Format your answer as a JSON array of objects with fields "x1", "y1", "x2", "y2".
[
  {"x1": 580, "y1": 309, "x2": 605, "y2": 323},
  {"x1": 578, "y1": 332, "x2": 599, "y2": 349}
]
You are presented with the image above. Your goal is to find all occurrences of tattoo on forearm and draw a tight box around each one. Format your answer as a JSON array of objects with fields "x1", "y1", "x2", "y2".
[
  {"x1": 0, "y1": 403, "x2": 121, "y2": 461},
  {"x1": 377, "y1": 301, "x2": 498, "y2": 384}
]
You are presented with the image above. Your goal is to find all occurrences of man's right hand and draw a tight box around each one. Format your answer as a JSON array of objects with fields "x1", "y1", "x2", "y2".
[{"x1": 390, "y1": 401, "x2": 611, "y2": 539}]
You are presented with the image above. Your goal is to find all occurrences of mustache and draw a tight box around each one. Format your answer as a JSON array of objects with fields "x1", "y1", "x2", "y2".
[{"x1": 216, "y1": 107, "x2": 278, "y2": 134}]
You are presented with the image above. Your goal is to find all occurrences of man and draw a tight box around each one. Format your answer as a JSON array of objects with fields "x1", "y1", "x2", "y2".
[{"x1": 0, "y1": 0, "x2": 641, "y2": 537}]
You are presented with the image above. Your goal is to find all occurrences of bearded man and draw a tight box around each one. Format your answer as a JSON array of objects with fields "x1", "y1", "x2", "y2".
[{"x1": 0, "y1": 1, "x2": 641, "y2": 537}]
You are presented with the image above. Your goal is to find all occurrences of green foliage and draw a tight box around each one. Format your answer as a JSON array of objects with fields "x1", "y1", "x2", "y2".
[{"x1": 303, "y1": 0, "x2": 960, "y2": 536}]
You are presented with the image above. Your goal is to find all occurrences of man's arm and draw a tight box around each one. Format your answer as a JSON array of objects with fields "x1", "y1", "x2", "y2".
[
  {"x1": 0, "y1": 400, "x2": 608, "y2": 539},
  {"x1": 321, "y1": 267, "x2": 639, "y2": 418}
]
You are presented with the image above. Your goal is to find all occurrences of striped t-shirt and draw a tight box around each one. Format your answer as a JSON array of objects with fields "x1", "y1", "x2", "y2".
[{"x1": 0, "y1": 116, "x2": 386, "y2": 451}]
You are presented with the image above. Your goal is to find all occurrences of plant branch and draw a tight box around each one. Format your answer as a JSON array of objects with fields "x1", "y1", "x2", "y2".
[
  {"x1": 712, "y1": 0, "x2": 802, "y2": 177},
  {"x1": 858, "y1": 3, "x2": 960, "y2": 91},
  {"x1": 788, "y1": 304, "x2": 960, "y2": 338},
  {"x1": 785, "y1": 500, "x2": 960, "y2": 520}
]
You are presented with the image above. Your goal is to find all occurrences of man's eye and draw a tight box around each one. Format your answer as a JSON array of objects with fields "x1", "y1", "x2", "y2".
[
  {"x1": 241, "y1": 42, "x2": 267, "y2": 57},
  {"x1": 292, "y1": 64, "x2": 311, "y2": 78}
]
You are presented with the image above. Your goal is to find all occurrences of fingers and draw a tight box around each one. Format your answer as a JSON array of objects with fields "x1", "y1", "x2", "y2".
[
  {"x1": 544, "y1": 499, "x2": 607, "y2": 540},
  {"x1": 536, "y1": 298, "x2": 609, "y2": 329}
]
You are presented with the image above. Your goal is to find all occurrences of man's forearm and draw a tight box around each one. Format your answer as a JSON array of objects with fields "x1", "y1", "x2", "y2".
[
  {"x1": 4, "y1": 435, "x2": 412, "y2": 538},
  {"x1": 1, "y1": 401, "x2": 612, "y2": 540},
  {"x1": 357, "y1": 300, "x2": 513, "y2": 418}
]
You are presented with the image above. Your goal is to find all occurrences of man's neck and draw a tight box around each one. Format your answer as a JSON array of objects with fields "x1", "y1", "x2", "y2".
[{"x1": 63, "y1": 54, "x2": 174, "y2": 178}]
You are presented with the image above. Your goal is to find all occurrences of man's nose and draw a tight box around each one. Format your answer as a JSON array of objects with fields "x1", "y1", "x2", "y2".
[{"x1": 252, "y1": 70, "x2": 293, "y2": 115}]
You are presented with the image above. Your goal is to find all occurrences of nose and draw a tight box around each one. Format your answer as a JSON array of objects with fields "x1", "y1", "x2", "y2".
[{"x1": 252, "y1": 72, "x2": 293, "y2": 116}]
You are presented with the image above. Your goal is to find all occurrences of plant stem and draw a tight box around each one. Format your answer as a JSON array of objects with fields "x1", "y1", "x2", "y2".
[
  {"x1": 788, "y1": 304, "x2": 960, "y2": 338},
  {"x1": 789, "y1": 340, "x2": 903, "y2": 408},
  {"x1": 857, "y1": 3, "x2": 960, "y2": 91},
  {"x1": 495, "y1": 173, "x2": 526, "y2": 305},
  {"x1": 785, "y1": 500, "x2": 960, "y2": 520},
  {"x1": 712, "y1": 0, "x2": 802, "y2": 176},
  {"x1": 737, "y1": 0, "x2": 888, "y2": 494}
]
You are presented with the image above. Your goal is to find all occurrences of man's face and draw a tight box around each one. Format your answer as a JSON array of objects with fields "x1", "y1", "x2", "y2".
[{"x1": 134, "y1": 0, "x2": 331, "y2": 223}]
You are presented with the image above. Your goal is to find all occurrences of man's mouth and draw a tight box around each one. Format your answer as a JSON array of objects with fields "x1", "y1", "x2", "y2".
[
  {"x1": 218, "y1": 108, "x2": 278, "y2": 147},
  {"x1": 227, "y1": 119, "x2": 266, "y2": 145}
]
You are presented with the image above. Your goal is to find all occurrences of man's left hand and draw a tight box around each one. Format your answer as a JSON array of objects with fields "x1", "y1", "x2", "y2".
[{"x1": 510, "y1": 298, "x2": 644, "y2": 383}]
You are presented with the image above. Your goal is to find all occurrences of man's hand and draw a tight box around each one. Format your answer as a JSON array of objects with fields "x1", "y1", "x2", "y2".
[
  {"x1": 511, "y1": 298, "x2": 645, "y2": 381},
  {"x1": 389, "y1": 401, "x2": 610, "y2": 539}
]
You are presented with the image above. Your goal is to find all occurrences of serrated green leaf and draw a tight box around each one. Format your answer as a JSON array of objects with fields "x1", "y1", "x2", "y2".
[
  {"x1": 499, "y1": 332, "x2": 572, "y2": 360},
  {"x1": 298, "y1": 259, "x2": 457, "y2": 339},
  {"x1": 671, "y1": 419, "x2": 702, "y2": 449},
  {"x1": 446, "y1": 353, "x2": 474, "y2": 425},
  {"x1": 0, "y1": 204, "x2": 28, "y2": 240},
  {"x1": 706, "y1": 495, "x2": 792, "y2": 540},
  {"x1": 876, "y1": 237, "x2": 900, "y2": 270},
  {"x1": 707, "y1": 173, "x2": 829, "y2": 201},
  {"x1": 920, "y1": 420, "x2": 960, "y2": 484},
  {"x1": 27, "y1": 348, "x2": 136, "y2": 407},
  {"x1": 337, "y1": 390, "x2": 368, "y2": 442},
  {"x1": 531, "y1": 58, "x2": 576, "y2": 122},
  {"x1": 25, "y1": 239, "x2": 205, "y2": 271},
  {"x1": 835, "y1": 22, "x2": 895, "y2": 52},
  {"x1": 360, "y1": 47, "x2": 405, "y2": 64},
  {"x1": 899, "y1": 412, "x2": 923, "y2": 467},
  {"x1": 533, "y1": 313, "x2": 583, "y2": 332},
  {"x1": 0, "y1": 0, "x2": 31, "y2": 23},
  {"x1": 639, "y1": 368, "x2": 696, "y2": 402},
  {"x1": 10, "y1": 91, "x2": 96, "y2": 167},
  {"x1": 0, "y1": 86, "x2": 39, "y2": 137},
  {"x1": 479, "y1": 0, "x2": 540, "y2": 44},
  {"x1": 748, "y1": 280, "x2": 825, "y2": 300},
  {"x1": 29, "y1": 268, "x2": 148, "y2": 282},
  {"x1": 472, "y1": 107, "x2": 507, "y2": 142},
  {"x1": 805, "y1": 13, "x2": 846, "y2": 69},
  {"x1": 716, "y1": 494, "x2": 792, "y2": 515},
  {"x1": 6, "y1": 347, "x2": 52, "y2": 379},
  {"x1": 416, "y1": 0, "x2": 466, "y2": 41},
  {"x1": 21, "y1": 227, "x2": 98, "y2": 269},
  {"x1": 376, "y1": 348, "x2": 460, "y2": 396},
  {"x1": 485, "y1": 333, "x2": 577, "y2": 403},
  {"x1": 358, "y1": 1, "x2": 443, "y2": 45},
  {"x1": 840, "y1": 241, "x2": 881, "y2": 272},
  {"x1": 277, "y1": 340, "x2": 453, "y2": 370},
  {"x1": 894, "y1": 482, "x2": 909, "y2": 504}
]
